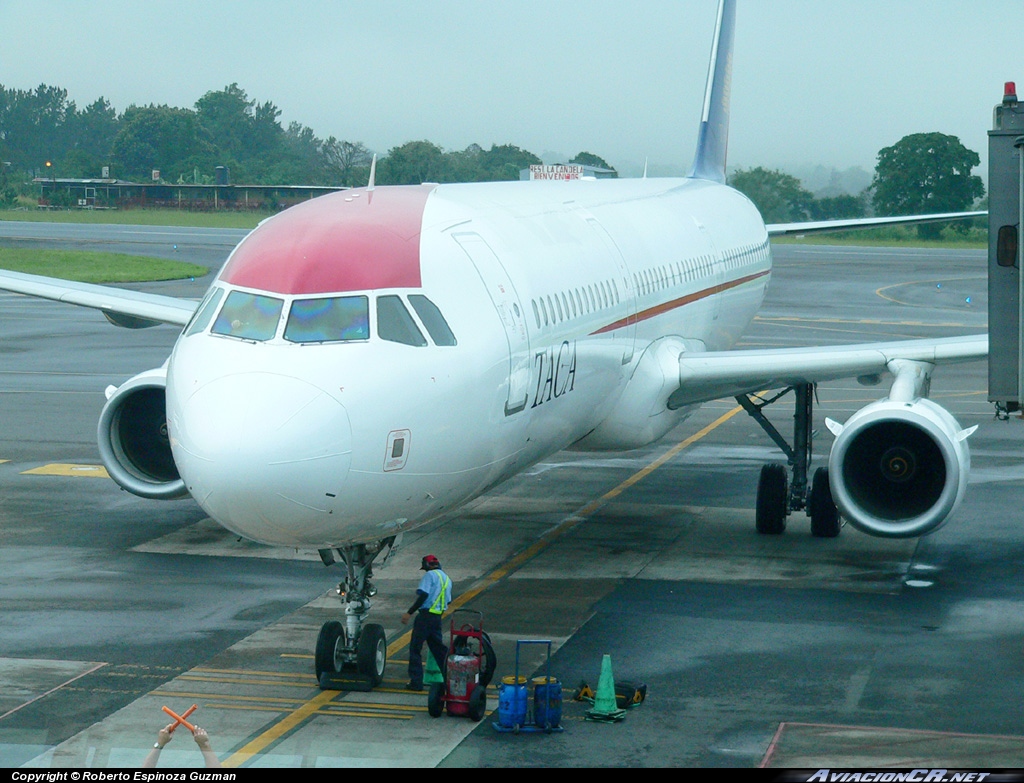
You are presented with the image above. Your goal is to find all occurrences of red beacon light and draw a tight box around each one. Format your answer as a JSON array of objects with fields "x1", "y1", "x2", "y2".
[{"x1": 1004, "y1": 81, "x2": 1018, "y2": 104}]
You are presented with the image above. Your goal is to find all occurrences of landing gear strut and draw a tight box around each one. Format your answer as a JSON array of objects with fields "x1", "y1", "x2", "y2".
[
  {"x1": 315, "y1": 535, "x2": 401, "y2": 689},
  {"x1": 737, "y1": 383, "x2": 840, "y2": 538}
]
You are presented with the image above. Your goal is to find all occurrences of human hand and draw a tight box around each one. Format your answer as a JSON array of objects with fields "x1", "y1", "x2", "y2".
[
  {"x1": 156, "y1": 724, "x2": 174, "y2": 748},
  {"x1": 192, "y1": 726, "x2": 212, "y2": 750},
  {"x1": 401, "y1": 612, "x2": 411, "y2": 625}
]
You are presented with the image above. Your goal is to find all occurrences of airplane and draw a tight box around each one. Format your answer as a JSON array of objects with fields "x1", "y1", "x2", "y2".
[{"x1": 0, "y1": 0, "x2": 988, "y2": 689}]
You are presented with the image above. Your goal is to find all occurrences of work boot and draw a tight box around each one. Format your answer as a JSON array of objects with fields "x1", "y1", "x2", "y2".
[{"x1": 405, "y1": 681, "x2": 423, "y2": 692}]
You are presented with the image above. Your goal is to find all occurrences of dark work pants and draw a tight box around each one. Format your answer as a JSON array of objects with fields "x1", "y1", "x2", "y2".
[{"x1": 408, "y1": 610, "x2": 447, "y2": 686}]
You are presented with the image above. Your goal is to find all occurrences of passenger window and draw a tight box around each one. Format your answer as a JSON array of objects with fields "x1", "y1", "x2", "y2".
[
  {"x1": 285, "y1": 296, "x2": 369, "y2": 343},
  {"x1": 408, "y1": 295, "x2": 457, "y2": 346},
  {"x1": 377, "y1": 295, "x2": 427, "y2": 346},
  {"x1": 212, "y1": 290, "x2": 283, "y2": 342},
  {"x1": 185, "y1": 287, "x2": 225, "y2": 337}
]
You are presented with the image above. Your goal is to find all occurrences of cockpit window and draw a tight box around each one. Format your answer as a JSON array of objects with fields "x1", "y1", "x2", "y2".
[
  {"x1": 285, "y1": 296, "x2": 370, "y2": 343},
  {"x1": 408, "y1": 295, "x2": 457, "y2": 346},
  {"x1": 377, "y1": 295, "x2": 427, "y2": 347},
  {"x1": 184, "y1": 287, "x2": 225, "y2": 337},
  {"x1": 211, "y1": 290, "x2": 284, "y2": 341}
]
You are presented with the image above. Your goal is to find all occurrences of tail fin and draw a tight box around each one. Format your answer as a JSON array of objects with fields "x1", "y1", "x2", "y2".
[{"x1": 688, "y1": 0, "x2": 736, "y2": 183}]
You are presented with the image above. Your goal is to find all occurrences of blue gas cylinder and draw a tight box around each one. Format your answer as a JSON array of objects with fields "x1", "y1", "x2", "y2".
[
  {"x1": 532, "y1": 676, "x2": 562, "y2": 728},
  {"x1": 498, "y1": 675, "x2": 528, "y2": 727}
]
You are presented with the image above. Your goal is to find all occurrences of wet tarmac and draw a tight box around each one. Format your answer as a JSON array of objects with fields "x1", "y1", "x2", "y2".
[{"x1": 1, "y1": 224, "x2": 1016, "y2": 768}]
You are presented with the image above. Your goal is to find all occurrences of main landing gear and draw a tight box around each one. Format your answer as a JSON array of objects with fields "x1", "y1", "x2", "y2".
[
  {"x1": 737, "y1": 383, "x2": 840, "y2": 538},
  {"x1": 315, "y1": 536, "x2": 402, "y2": 690}
]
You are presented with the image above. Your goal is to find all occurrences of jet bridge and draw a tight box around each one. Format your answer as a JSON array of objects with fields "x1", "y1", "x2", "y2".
[{"x1": 989, "y1": 82, "x2": 1024, "y2": 413}]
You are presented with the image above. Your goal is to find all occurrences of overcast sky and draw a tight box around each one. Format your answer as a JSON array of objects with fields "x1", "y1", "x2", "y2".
[{"x1": 3, "y1": 1, "x2": 1022, "y2": 180}]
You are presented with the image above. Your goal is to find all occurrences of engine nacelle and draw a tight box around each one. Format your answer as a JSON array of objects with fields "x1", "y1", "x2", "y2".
[
  {"x1": 97, "y1": 366, "x2": 188, "y2": 500},
  {"x1": 826, "y1": 397, "x2": 973, "y2": 538}
]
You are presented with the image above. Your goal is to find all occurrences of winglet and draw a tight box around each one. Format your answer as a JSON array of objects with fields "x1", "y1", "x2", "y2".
[{"x1": 688, "y1": 0, "x2": 735, "y2": 184}]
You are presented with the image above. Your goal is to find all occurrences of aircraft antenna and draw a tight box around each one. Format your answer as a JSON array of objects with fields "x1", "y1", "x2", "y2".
[{"x1": 367, "y1": 154, "x2": 377, "y2": 191}]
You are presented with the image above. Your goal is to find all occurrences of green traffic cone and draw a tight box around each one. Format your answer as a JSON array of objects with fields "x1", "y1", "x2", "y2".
[
  {"x1": 425, "y1": 650, "x2": 444, "y2": 685},
  {"x1": 586, "y1": 654, "x2": 626, "y2": 722}
]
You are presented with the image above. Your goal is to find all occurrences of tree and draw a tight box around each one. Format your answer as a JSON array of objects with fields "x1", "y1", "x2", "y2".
[
  {"x1": 728, "y1": 166, "x2": 813, "y2": 223},
  {"x1": 0, "y1": 161, "x2": 16, "y2": 208},
  {"x1": 871, "y1": 132, "x2": 984, "y2": 238},
  {"x1": 570, "y1": 151, "x2": 616, "y2": 175},
  {"x1": 809, "y1": 192, "x2": 867, "y2": 221},
  {"x1": 194, "y1": 84, "x2": 287, "y2": 181},
  {"x1": 63, "y1": 97, "x2": 119, "y2": 177},
  {"x1": 0, "y1": 84, "x2": 75, "y2": 174},
  {"x1": 378, "y1": 140, "x2": 446, "y2": 185},
  {"x1": 475, "y1": 144, "x2": 540, "y2": 180},
  {"x1": 322, "y1": 138, "x2": 373, "y2": 186},
  {"x1": 111, "y1": 105, "x2": 212, "y2": 180}
]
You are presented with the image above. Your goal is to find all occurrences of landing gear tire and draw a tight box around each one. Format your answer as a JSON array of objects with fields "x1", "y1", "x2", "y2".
[
  {"x1": 755, "y1": 463, "x2": 788, "y2": 535},
  {"x1": 809, "y1": 467, "x2": 841, "y2": 538},
  {"x1": 315, "y1": 620, "x2": 346, "y2": 680},
  {"x1": 427, "y1": 683, "x2": 445, "y2": 718},
  {"x1": 468, "y1": 685, "x2": 487, "y2": 722},
  {"x1": 356, "y1": 623, "x2": 387, "y2": 687}
]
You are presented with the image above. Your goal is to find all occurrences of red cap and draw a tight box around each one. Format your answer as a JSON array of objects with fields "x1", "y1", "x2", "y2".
[{"x1": 421, "y1": 555, "x2": 440, "y2": 571}]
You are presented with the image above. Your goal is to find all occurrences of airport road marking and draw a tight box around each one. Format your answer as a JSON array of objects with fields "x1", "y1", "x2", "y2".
[
  {"x1": 754, "y1": 314, "x2": 981, "y2": 329},
  {"x1": 223, "y1": 689, "x2": 338, "y2": 767},
  {"x1": 21, "y1": 463, "x2": 109, "y2": 478},
  {"x1": 190, "y1": 667, "x2": 310, "y2": 679},
  {"x1": 0, "y1": 662, "x2": 107, "y2": 721},
  {"x1": 875, "y1": 276, "x2": 985, "y2": 308},
  {"x1": 222, "y1": 401, "x2": 745, "y2": 768}
]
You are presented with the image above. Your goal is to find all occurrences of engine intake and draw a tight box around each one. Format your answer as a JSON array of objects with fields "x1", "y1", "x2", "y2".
[
  {"x1": 827, "y1": 398, "x2": 972, "y2": 538},
  {"x1": 97, "y1": 367, "x2": 188, "y2": 500}
]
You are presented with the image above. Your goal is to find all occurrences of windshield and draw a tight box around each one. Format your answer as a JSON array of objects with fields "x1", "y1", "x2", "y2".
[
  {"x1": 211, "y1": 290, "x2": 284, "y2": 341},
  {"x1": 285, "y1": 296, "x2": 370, "y2": 343}
]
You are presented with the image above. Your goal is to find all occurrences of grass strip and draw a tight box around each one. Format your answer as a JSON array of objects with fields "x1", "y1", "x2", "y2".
[
  {"x1": 0, "y1": 207, "x2": 264, "y2": 230},
  {"x1": 0, "y1": 247, "x2": 208, "y2": 283}
]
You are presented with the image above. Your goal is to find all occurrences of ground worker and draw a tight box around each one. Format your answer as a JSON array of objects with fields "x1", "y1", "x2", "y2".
[{"x1": 401, "y1": 554, "x2": 452, "y2": 691}]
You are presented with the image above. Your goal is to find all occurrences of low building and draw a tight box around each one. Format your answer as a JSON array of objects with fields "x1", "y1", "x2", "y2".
[{"x1": 35, "y1": 178, "x2": 344, "y2": 211}]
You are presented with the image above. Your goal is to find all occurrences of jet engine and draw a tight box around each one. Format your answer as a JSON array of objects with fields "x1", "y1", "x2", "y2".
[
  {"x1": 826, "y1": 397, "x2": 974, "y2": 538},
  {"x1": 97, "y1": 366, "x2": 188, "y2": 500}
]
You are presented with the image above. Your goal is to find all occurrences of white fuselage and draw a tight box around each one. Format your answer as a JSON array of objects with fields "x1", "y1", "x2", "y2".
[{"x1": 166, "y1": 176, "x2": 770, "y2": 547}]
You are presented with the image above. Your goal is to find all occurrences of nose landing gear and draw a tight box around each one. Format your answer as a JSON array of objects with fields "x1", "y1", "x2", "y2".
[{"x1": 315, "y1": 536, "x2": 400, "y2": 690}]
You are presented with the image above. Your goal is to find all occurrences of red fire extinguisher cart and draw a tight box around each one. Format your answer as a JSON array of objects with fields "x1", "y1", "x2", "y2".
[{"x1": 428, "y1": 609, "x2": 497, "y2": 721}]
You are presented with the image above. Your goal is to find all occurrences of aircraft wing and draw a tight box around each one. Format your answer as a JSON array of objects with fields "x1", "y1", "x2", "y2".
[
  {"x1": 672, "y1": 334, "x2": 988, "y2": 407},
  {"x1": 0, "y1": 268, "x2": 197, "y2": 328},
  {"x1": 766, "y1": 210, "x2": 987, "y2": 237}
]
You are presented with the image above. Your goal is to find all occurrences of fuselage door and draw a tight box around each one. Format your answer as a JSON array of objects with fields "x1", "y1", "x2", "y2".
[
  {"x1": 585, "y1": 216, "x2": 636, "y2": 364},
  {"x1": 452, "y1": 232, "x2": 531, "y2": 416}
]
